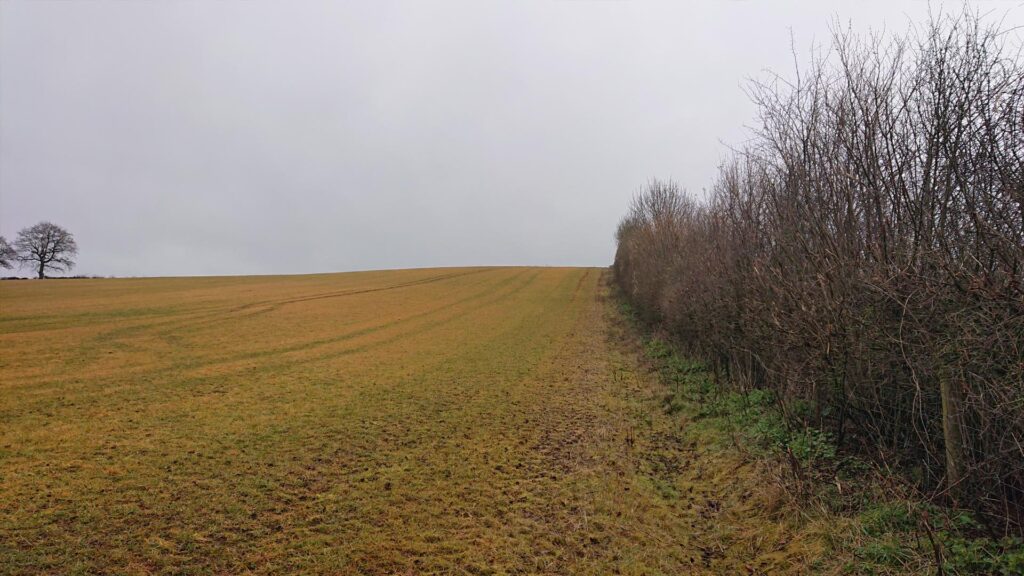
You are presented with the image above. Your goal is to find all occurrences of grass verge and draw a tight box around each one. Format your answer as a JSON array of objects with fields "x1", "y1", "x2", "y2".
[{"x1": 615, "y1": 298, "x2": 1024, "y2": 576}]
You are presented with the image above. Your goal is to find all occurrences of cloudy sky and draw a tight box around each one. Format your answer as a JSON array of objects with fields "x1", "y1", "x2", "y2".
[{"x1": 2, "y1": 1, "x2": 1021, "y2": 277}]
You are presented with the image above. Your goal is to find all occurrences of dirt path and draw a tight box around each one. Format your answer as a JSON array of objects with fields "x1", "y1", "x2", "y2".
[{"x1": 460, "y1": 274, "x2": 824, "y2": 575}]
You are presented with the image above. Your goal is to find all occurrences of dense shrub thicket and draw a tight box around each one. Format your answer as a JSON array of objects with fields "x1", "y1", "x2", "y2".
[{"x1": 614, "y1": 13, "x2": 1023, "y2": 534}]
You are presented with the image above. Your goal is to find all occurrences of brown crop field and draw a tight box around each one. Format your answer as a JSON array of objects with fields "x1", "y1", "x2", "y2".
[{"x1": 1, "y1": 268, "x2": 830, "y2": 574}]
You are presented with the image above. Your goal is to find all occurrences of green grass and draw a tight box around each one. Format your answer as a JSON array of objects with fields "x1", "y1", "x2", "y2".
[{"x1": 635, "y1": 326, "x2": 1024, "y2": 576}]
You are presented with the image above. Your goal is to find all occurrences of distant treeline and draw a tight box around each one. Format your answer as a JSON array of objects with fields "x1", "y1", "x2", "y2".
[
  {"x1": 1, "y1": 275, "x2": 108, "y2": 281},
  {"x1": 613, "y1": 12, "x2": 1023, "y2": 534}
]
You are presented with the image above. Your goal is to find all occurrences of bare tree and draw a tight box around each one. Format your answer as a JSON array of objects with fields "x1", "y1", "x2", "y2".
[
  {"x1": 15, "y1": 222, "x2": 78, "y2": 279},
  {"x1": 0, "y1": 236, "x2": 15, "y2": 270}
]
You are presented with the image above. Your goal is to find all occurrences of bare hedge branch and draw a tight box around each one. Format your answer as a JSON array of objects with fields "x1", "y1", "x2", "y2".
[{"x1": 614, "y1": 10, "x2": 1024, "y2": 534}]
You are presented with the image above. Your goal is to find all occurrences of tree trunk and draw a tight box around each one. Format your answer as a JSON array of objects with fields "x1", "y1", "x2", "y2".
[{"x1": 38, "y1": 261, "x2": 45, "y2": 279}]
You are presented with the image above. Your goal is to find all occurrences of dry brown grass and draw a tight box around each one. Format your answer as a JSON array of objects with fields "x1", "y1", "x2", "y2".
[{"x1": 2, "y1": 267, "x2": 841, "y2": 574}]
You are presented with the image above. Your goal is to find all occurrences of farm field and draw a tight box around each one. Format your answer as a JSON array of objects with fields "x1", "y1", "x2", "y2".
[{"x1": 0, "y1": 267, "x2": 819, "y2": 574}]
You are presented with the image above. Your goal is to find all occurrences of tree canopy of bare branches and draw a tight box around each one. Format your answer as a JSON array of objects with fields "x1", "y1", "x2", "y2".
[
  {"x1": 614, "y1": 11, "x2": 1024, "y2": 535},
  {"x1": 0, "y1": 236, "x2": 15, "y2": 270},
  {"x1": 14, "y1": 222, "x2": 78, "y2": 279}
]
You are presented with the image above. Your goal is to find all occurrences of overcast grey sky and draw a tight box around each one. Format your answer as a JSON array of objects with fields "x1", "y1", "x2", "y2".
[{"x1": 1, "y1": 1, "x2": 1021, "y2": 277}]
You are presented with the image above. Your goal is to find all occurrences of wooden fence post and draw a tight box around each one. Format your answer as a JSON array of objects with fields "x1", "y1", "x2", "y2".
[{"x1": 940, "y1": 366, "x2": 966, "y2": 498}]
